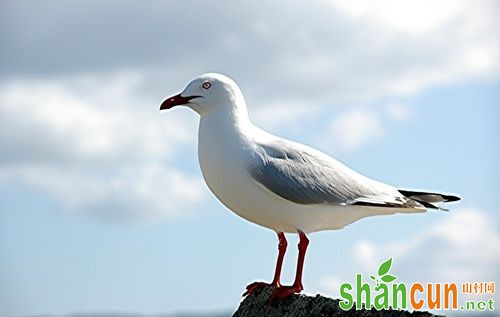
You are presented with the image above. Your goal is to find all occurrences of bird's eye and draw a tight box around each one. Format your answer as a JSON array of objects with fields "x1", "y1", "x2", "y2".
[{"x1": 202, "y1": 82, "x2": 212, "y2": 90}]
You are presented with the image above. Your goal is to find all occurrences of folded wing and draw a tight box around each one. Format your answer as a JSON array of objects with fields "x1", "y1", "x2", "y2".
[{"x1": 248, "y1": 140, "x2": 407, "y2": 207}]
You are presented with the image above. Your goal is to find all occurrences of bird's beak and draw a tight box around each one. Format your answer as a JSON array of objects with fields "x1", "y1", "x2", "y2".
[{"x1": 159, "y1": 94, "x2": 200, "y2": 111}]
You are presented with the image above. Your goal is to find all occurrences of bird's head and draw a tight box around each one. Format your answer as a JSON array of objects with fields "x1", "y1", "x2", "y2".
[{"x1": 160, "y1": 73, "x2": 245, "y2": 115}]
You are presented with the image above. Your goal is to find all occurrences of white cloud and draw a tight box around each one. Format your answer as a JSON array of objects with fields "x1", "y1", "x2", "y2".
[
  {"x1": 251, "y1": 100, "x2": 321, "y2": 132},
  {"x1": 385, "y1": 103, "x2": 412, "y2": 122},
  {"x1": 0, "y1": 75, "x2": 207, "y2": 221},
  {"x1": 328, "y1": 108, "x2": 384, "y2": 152},
  {"x1": 1, "y1": 163, "x2": 206, "y2": 222},
  {"x1": 325, "y1": 0, "x2": 468, "y2": 33},
  {"x1": 321, "y1": 208, "x2": 500, "y2": 313},
  {"x1": 319, "y1": 0, "x2": 500, "y2": 97},
  {"x1": 2, "y1": 0, "x2": 498, "y2": 105},
  {"x1": 0, "y1": 74, "x2": 196, "y2": 164},
  {"x1": 326, "y1": 103, "x2": 413, "y2": 152}
]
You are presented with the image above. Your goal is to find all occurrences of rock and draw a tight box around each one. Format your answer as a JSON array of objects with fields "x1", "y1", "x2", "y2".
[{"x1": 233, "y1": 286, "x2": 443, "y2": 317}]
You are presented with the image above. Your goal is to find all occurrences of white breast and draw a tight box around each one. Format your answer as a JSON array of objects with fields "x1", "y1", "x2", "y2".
[{"x1": 198, "y1": 114, "x2": 262, "y2": 221}]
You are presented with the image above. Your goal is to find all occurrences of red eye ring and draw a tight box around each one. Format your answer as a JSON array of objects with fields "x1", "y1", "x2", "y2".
[{"x1": 202, "y1": 82, "x2": 211, "y2": 89}]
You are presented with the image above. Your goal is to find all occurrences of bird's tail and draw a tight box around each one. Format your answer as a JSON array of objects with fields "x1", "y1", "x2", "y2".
[{"x1": 398, "y1": 189, "x2": 461, "y2": 211}]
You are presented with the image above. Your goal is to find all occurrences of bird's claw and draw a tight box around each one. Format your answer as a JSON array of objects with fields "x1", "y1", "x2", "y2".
[{"x1": 242, "y1": 281, "x2": 278, "y2": 297}]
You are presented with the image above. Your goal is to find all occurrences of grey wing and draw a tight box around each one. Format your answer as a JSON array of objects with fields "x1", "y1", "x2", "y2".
[{"x1": 248, "y1": 140, "x2": 382, "y2": 205}]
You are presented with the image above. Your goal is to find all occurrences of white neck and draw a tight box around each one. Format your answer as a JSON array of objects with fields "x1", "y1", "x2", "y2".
[{"x1": 200, "y1": 100, "x2": 254, "y2": 136}]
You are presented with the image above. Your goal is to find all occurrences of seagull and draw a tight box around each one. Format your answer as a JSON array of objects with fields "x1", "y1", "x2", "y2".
[{"x1": 159, "y1": 73, "x2": 460, "y2": 302}]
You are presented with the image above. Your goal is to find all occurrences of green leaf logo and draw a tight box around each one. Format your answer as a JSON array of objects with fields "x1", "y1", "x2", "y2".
[
  {"x1": 372, "y1": 258, "x2": 398, "y2": 286},
  {"x1": 378, "y1": 258, "x2": 392, "y2": 276},
  {"x1": 381, "y1": 274, "x2": 397, "y2": 283}
]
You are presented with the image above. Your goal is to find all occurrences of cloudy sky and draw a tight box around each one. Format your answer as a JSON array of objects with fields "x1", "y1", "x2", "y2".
[{"x1": 0, "y1": 0, "x2": 499, "y2": 316}]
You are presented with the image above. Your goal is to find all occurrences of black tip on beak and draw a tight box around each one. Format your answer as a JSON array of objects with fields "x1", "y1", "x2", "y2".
[{"x1": 160, "y1": 94, "x2": 199, "y2": 111}]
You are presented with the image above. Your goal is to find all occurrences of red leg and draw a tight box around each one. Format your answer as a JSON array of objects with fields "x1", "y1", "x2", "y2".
[
  {"x1": 269, "y1": 230, "x2": 309, "y2": 303},
  {"x1": 272, "y1": 232, "x2": 287, "y2": 285},
  {"x1": 243, "y1": 232, "x2": 287, "y2": 296}
]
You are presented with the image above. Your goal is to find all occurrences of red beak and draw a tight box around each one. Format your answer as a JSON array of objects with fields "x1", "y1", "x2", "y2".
[{"x1": 159, "y1": 94, "x2": 200, "y2": 110}]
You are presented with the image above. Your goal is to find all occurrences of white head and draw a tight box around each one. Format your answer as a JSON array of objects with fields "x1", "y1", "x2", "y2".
[{"x1": 160, "y1": 73, "x2": 246, "y2": 116}]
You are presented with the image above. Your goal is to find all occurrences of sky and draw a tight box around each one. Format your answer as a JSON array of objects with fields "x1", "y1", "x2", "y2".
[{"x1": 0, "y1": 0, "x2": 499, "y2": 316}]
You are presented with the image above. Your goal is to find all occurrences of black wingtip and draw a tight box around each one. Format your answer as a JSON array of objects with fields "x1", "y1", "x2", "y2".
[
  {"x1": 441, "y1": 194, "x2": 461, "y2": 202},
  {"x1": 398, "y1": 189, "x2": 461, "y2": 203}
]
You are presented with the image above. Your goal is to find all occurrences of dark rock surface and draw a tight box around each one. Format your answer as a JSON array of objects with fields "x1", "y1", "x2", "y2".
[{"x1": 233, "y1": 286, "x2": 443, "y2": 317}]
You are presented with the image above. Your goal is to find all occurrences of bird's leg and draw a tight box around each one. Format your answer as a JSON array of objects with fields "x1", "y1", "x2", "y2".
[
  {"x1": 243, "y1": 232, "x2": 287, "y2": 296},
  {"x1": 268, "y1": 230, "x2": 309, "y2": 303},
  {"x1": 271, "y1": 231, "x2": 288, "y2": 286}
]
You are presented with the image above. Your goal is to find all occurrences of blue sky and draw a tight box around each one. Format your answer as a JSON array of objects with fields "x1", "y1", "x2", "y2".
[{"x1": 1, "y1": 0, "x2": 499, "y2": 316}]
